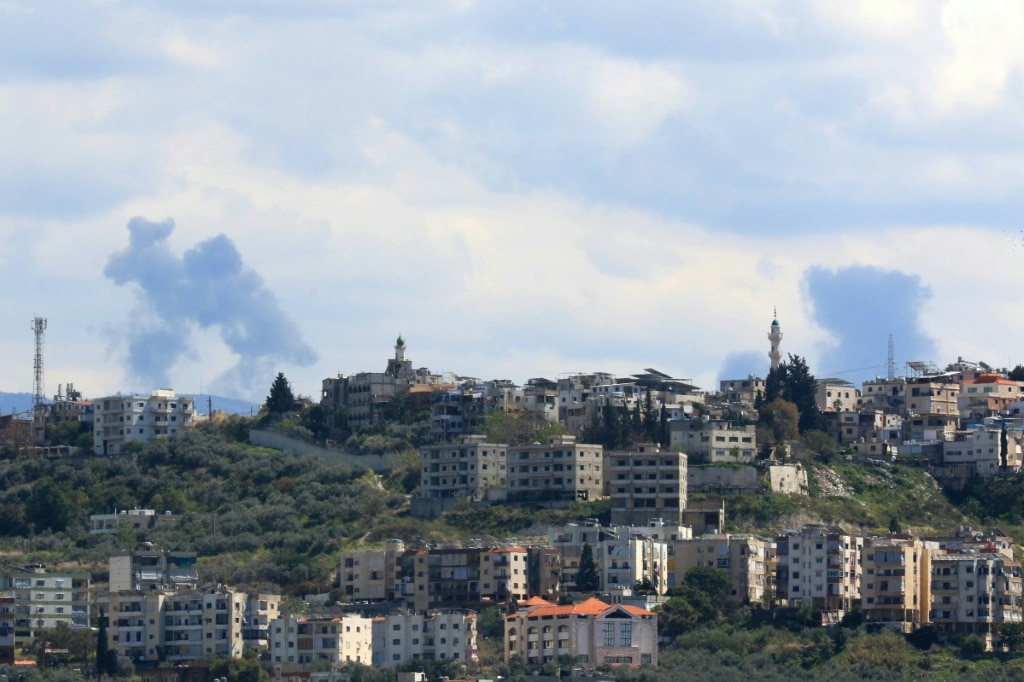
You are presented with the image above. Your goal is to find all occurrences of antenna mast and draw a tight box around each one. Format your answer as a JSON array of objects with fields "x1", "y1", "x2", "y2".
[
  {"x1": 887, "y1": 334, "x2": 895, "y2": 380},
  {"x1": 31, "y1": 316, "x2": 47, "y2": 413}
]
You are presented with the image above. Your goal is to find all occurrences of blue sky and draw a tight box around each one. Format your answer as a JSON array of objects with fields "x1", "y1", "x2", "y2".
[{"x1": 2, "y1": 0, "x2": 1023, "y2": 401}]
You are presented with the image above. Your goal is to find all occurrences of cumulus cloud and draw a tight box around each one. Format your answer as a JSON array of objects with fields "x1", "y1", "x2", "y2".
[
  {"x1": 804, "y1": 265, "x2": 937, "y2": 382},
  {"x1": 104, "y1": 217, "x2": 316, "y2": 397}
]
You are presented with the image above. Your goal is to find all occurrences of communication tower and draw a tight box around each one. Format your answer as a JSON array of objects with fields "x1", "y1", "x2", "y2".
[
  {"x1": 31, "y1": 316, "x2": 47, "y2": 412},
  {"x1": 887, "y1": 334, "x2": 895, "y2": 380}
]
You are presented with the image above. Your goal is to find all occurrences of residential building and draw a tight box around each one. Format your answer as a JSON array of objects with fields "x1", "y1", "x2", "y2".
[
  {"x1": 90, "y1": 508, "x2": 180, "y2": 535},
  {"x1": 598, "y1": 530, "x2": 668, "y2": 597},
  {"x1": 109, "y1": 545, "x2": 199, "y2": 592},
  {"x1": 269, "y1": 615, "x2": 372, "y2": 665},
  {"x1": 371, "y1": 611, "x2": 477, "y2": 666},
  {"x1": 340, "y1": 540, "x2": 405, "y2": 603},
  {"x1": 93, "y1": 389, "x2": 196, "y2": 455},
  {"x1": 860, "y1": 377, "x2": 907, "y2": 414},
  {"x1": 905, "y1": 375, "x2": 960, "y2": 418},
  {"x1": 504, "y1": 596, "x2": 658, "y2": 669},
  {"x1": 861, "y1": 536, "x2": 936, "y2": 632},
  {"x1": 418, "y1": 435, "x2": 508, "y2": 503},
  {"x1": 669, "y1": 419, "x2": 756, "y2": 464},
  {"x1": 0, "y1": 595, "x2": 14, "y2": 665},
  {"x1": 775, "y1": 527, "x2": 863, "y2": 617},
  {"x1": 816, "y1": 378, "x2": 859, "y2": 413},
  {"x1": 506, "y1": 436, "x2": 604, "y2": 505},
  {"x1": 243, "y1": 592, "x2": 282, "y2": 654},
  {"x1": 718, "y1": 376, "x2": 765, "y2": 405},
  {"x1": 959, "y1": 374, "x2": 1024, "y2": 422},
  {"x1": 607, "y1": 443, "x2": 687, "y2": 526},
  {"x1": 930, "y1": 552, "x2": 1023, "y2": 649},
  {"x1": 671, "y1": 534, "x2": 770, "y2": 605},
  {"x1": 0, "y1": 564, "x2": 91, "y2": 639},
  {"x1": 943, "y1": 422, "x2": 1022, "y2": 478}
]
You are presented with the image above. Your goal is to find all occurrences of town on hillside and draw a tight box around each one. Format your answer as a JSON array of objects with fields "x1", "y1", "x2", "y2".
[{"x1": 4, "y1": 315, "x2": 1024, "y2": 680}]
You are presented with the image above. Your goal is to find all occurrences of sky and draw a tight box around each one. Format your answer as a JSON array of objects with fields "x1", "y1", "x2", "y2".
[{"x1": 3, "y1": 0, "x2": 1024, "y2": 403}]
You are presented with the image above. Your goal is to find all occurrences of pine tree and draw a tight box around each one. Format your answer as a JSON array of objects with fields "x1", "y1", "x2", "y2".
[
  {"x1": 266, "y1": 372, "x2": 295, "y2": 414},
  {"x1": 576, "y1": 543, "x2": 600, "y2": 592},
  {"x1": 96, "y1": 612, "x2": 109, "y2": 677}
]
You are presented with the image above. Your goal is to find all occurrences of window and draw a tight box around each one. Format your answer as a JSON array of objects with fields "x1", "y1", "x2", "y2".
[{"x1": 603, "y1": 623, "x2": 614, "y2": 647}]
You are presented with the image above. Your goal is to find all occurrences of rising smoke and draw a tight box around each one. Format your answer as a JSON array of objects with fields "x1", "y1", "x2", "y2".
[{"x1": 105, "y1": 217, "x2": 317, "y2": 397}]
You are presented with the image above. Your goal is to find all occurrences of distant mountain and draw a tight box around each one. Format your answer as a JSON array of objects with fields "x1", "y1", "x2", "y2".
[{"x1": 0, "y1": 391, "x2": 260, "y2": 417}]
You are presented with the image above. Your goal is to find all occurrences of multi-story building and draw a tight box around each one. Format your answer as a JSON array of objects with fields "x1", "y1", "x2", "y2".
[
  {"x1": 905, "y1": 375, "x2": 960, "y2": 418},
  {"x1": 0, "y1": 595, "x2": 14, "y2": 665},
  {"x1": 548, "y1": 521, "x2": 606, "y2": 589},
  {"x1": 418, "y1": 435, "x2": 508, "y2": 503},
  {"x1": 340, "y1": 540, "x2": 406, "y2": 603},
  {"x1": 102, "y1": 586, "x2": 262, "y2": 664},
  {"x1": 371, "y1": 611, "x2": 477, "y2": 666},
  {"x1": 599, "y1": 530, "x2": 668, "y2": 597},
  {"x1": 671, "y1": 534, "x2": 770, "y2": 605},
  {"x1": 669, "y1": 420, "x2": 756, "y2": 463},
  {"x1": 243, "y1": 592, "x2": 282, "y2": 653},
  {"x1": 943, "y1": 423, "x2": 1022, "y2": 477},
  {"x1": 0, "y1": 564, "x2": 91, "y2": 639},
  {"x1": 505, "y1": 596, "x2": 658, "y2": 669},
  {"x1": 93, "y1": 389, "x2": 196, "y2": 455},
  {"x1": 109, "y1": 545, "x2": 199, "y2": 592},
  {"x1": 860, "y1": 377, "x2": 907, "y2": 414},
  {"x1": 90, "y1": 508, "x2": 180, "y2": 535},
  {"x1": 816, "y1": 379, "x2": 859, "y2": 413},
  {"x1": 607, "y1": 443, "x2": 687, "y2": 526},
  {"x1": 718, "y1": 376, "x2": 765, "y2": 405},
  {"x1": 506, "y1": 436, "x2": 604, "y2": 505},
  {"x1": 269, "y1": 615, "x2": 372, "y2": 665},
  {"x1": 930, "y1": 552, "x2": 1023, "y2": 650},
  {"x1": 861, "y1": 536, "x2": 936, "y2": 632},
  {"x1": 775, "y1": 527, "x2": 863, "y2": 617},
  {"x1": 959, "y1": 374, "x2": 1024, "y2": 422}
]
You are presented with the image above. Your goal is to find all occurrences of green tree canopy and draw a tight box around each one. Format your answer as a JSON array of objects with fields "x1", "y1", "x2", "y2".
[
  {"x1": 765, "y1": 354, "x2": 823, "y2": 433},
  {"x1": 757, "y1": 398, "x2": 800, "y2": 447},
  {"x1": 266, "y1": 372, "x2": 296, "y2": 414},
  {"x1": 575, "y1": 542, "x2": 600, "y2": 592}
]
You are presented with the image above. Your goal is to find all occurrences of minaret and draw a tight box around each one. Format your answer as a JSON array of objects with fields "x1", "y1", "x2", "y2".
[
  {"x1": 768, "y1": 308, "x2": 783, "y2": 372},
  {"x1": 395, "y1": 334, "x2": 406, "y2": 363}
]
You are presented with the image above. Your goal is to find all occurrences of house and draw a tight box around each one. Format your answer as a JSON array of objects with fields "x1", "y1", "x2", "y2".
[{"x1": 504, "y1": 596, "x2": 657, "y2": 669}]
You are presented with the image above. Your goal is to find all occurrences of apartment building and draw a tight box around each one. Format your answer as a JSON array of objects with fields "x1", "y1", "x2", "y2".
[
  {"x1": 861, "y1": 536, "x2": 936, "y2": 632},
  {"x1": 505, "y1": 596, "x2": 658, "y2": 669},
  {"x1": 102, "y1": 587, "x2": 253, "y2": 664},
  {"x1": 93, "y1": 390, "x2": 196, "y2": 455},
  {"x1": 599, "y1": 531, "x2": 668, "y2": 597},
  {"x1": 816, "y1": 378, "x2": 859, "y2": 412},
  {"x1": 669, "y1": 419, "x2": 756, "y2": 463},
  {"x1": 775, "y1": 527, "x2": 863, "y2": 616},
  {"x1": 340, "y1": 540, "x2": 406, "y2": 603},
  {"x1": 930, "y1": 553, "x2": 1023, "y2": 650},
  {"x1": 548, "y1": 522, "x2": 605, "y2": 589},
  {"x1": 371, "y1": 611, "x2": 477, "y2": 666},
  {"x1": 905, "y1": 375, "x2": 960, "y2": 418},
  {"x1": 859, "y1": 377, "x2": 906, "y2": 413},
  {"x1": 943, "y1": 423, "x2": 1022, "y2": 477},
  {"x1": 0, "y1": 564, "x2": 91, "y2": 639},
  {"x1": 419, "y1": 435, "x2": 508, "y2": 502},
  {"x1": 959, "y1": 374, "x2": 1024, "y2": 421},
  {"x1": 607, "y1": 443, "x2": 687, "y2": 526},
  {"x1": 269, "y1": 615, "x2": 372, "y2": 665},
  {"x1": 718, "y1": 376, "x2": 765, "y2": 405},
  {"x1": 243, "y1": 592, "x2": 281, "y2": 653},
  {"x1": 506, "y1": 436, "x2": 604, "y2": 504},
  {"x1": 109, "y1": 545, "x2": 199, "y2": 592},
  {"x1": 671, "y1": 534, "x2": 770, "y2": 605},
  {"x1": 0, "y1": 595, "x2": 14, "y2": 665}
]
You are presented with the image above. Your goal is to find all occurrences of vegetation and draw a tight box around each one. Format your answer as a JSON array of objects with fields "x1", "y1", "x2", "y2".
[
  {"x1": 265, "y1": 372, "x2": 296, "y2": 415},
  {"x1": 575, "y1": 542, "x2": 600, "y2": 592},
  {"x1": 763, "y1": 354, "x2": 824, "y2": 434}
]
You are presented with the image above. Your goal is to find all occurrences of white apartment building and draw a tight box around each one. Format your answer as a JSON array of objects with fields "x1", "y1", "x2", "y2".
[
  {"x1": 269, "y1": 615, "x2": 372, "y2": 665},
  {"x1": 599, "y1": 532, "x2": 668, "y2": 597},
  {"x1": 0, "y1": 564, "x2": 91, "y2": 639},
  {"x1": 943, "y1": 423, "x2": 1023, "y2": 478},
  {"x1": 931, "y1": 553, "x2": 1023, "y2": 649},
  {"x1": 371, "y1": 611, "x2": 477, "y2": 666},
  {"x1": 776, "y1": 527, "x2": 863, "y2": 616},
  {"x1": 93, "y1": 389, "x2": 196, "y2": 455}
]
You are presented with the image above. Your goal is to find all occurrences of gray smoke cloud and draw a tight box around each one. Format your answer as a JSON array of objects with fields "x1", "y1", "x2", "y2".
[{"x1": 105, "y1": 217, "x2": 317, "y2": 397}]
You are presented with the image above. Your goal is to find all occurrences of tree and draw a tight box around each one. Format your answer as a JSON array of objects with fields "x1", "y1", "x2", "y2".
[
  {"x1": 575, "y1": 543, "x2": 600, "y2": 592},
  {"x1": 266, "y1": 372, "x2": 296, "y2": 414},
  {"x1": 765, "y1": 354, "x2": 823, "y2": 433},
  {"x1": 757, "y1": 398, "x2": 800, "y2": 448},
  {"x1": 801, "y1": 429, "x2": 838, "y2": 461},
  {"x1": 1001, "y1": 622, "x2": 1024, "y2": 652},
  {"x1": 1010, "y1": 365, "x2": 1024, "y2": 382}
]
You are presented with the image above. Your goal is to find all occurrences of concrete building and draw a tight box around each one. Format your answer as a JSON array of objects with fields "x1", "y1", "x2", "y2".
[
  {"x1": 607, "y1": 443, "x2": 687, "y2": 526},
  {"x1": 372, "y1": 611, "x2": 477, "y2": 666},
  {"x1": 671, "y1": 534, "x2": 770, "y2": 605},
  {"x1": 860, "y1": 377, "x2": 907, "y2": 413},
  {"x1": 418, "y1": 435, "x2": 508, "y2": 503},
  {"x1": 930, "y1": 552, "x2": 1023, "y2": 649},
  {"x1": 340, "y1": 540, "x2": 406, "y2": 603},
  {"x1": 90, "y1": 508, "x2": 180, "y2": 535},
  {"x1": 669, "y1": 419, "x2": 756, "y2": 464},
  {"x1": 109, "y1": 545, "x2": 199, "y2": 592},
  {"x1": 816, "y1": 378, "x2": 859, "y2": 413},
  {"x1": 599, "y1": 530, "x2": 668, "y2": 597},
  {"x1": 506, "y1": 436, "x2": 604, "y2": 505},
  {"x1": 269, "y1": 615, "x2": 372, "y2": 665},
  {"x1": 943, "y1": 422, "x2": 1022, "y2": 477},
  {"x1": 905, "y1": 375, "x2": 961, "y2": 418},
  {"x1": 718, "y1": 376, "x2": 765, "y2": 405},
  {"x1": 775, "y1": 527, "x2": 863, "y2": 618},
  {"x1": 93, "y1": 390, "x2": 196, "y2": 455},
  {"x1": 0, "y1": 564, "x2": 91, "y2": 640},
  {"x1": 861, "y1": 536, "x2": 936, "y2": 632},
  {"x1": 0, "y1": 595, "x2": 14, "y2": 666},
  {"x1": 505, "y1": 596, "x2": 658, "y2": 669},
  {"x1": 959, "y1": 374, "x2": 1024, "y2": 422}
]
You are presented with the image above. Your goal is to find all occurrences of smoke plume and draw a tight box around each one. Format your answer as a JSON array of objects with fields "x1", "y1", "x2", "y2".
[{"x1": 105, "y1": 217, "x2": 317, "y2": 396}]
